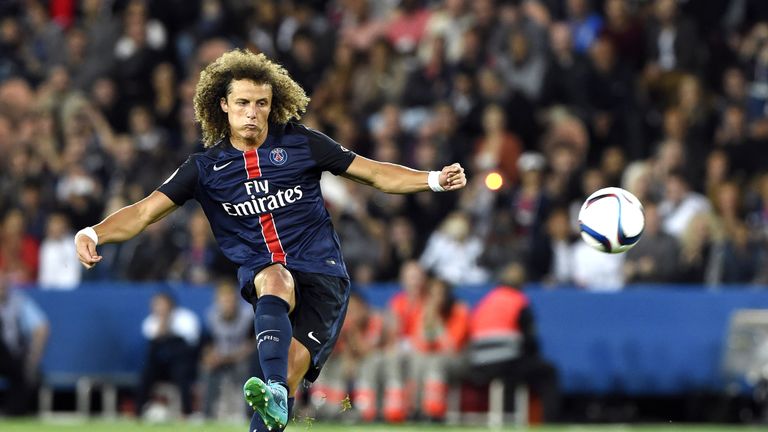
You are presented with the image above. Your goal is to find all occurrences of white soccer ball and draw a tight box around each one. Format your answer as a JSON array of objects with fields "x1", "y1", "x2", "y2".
[{"x1": 578, "y1": 187, "x2": 645, "y2": 254}]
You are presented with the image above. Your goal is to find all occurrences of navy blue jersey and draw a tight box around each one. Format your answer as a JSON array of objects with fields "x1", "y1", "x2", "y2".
[{"x1": 158, "y1": 122, "x2": 356, "y2": 279}]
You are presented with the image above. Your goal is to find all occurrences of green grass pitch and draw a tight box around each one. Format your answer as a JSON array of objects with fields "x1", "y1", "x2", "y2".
[{"x1": 0, "y1": 420, "x2": 764, "y2": 432}]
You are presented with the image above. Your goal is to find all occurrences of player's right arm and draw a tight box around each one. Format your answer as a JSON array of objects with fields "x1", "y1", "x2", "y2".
[{"x1": 75, "y1": 191, "x2": 178, "y2": 269}]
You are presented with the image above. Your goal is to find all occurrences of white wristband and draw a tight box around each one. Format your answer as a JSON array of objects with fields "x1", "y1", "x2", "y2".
[
  {"x1": 428, "y1": 171, "x2": 445, "y2": 192},
  {"x1": 75, "y1": 227, "x2": 99, "y2": 245}
]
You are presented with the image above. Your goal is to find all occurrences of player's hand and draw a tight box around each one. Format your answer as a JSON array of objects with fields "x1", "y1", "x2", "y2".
[
  {"x1": 439, "y1": 163, "x2": 466, "y2": 191},
  {"x1": 75, "y1": 234, "x2": 102, "y2": 269}
]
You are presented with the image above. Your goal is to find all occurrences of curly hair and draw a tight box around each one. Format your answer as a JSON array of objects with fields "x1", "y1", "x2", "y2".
[{"x1": 194, "y1": 49, "x2": 310, "y2": 147}]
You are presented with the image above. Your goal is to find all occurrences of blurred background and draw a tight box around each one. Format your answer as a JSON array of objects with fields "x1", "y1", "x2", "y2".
[{"x1": 2, "y1": 0, "x2": 768, "y2": 428}]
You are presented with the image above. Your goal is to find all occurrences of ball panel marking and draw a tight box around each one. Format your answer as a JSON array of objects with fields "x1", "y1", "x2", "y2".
[{"x1": 578, "y1": 187, "x2": 645, "y2": 254}]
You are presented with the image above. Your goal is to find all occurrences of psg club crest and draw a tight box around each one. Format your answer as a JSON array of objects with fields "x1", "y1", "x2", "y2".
[{"x1": 269, "y1": 147, "x2": 288, "y2": 165}]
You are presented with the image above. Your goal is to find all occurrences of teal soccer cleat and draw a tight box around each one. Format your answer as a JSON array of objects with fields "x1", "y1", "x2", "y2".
[{"x1": 244, "y1": 377, "x2": 289, "y2": 430}]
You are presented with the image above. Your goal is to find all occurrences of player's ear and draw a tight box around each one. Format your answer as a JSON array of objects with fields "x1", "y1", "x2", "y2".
[{"x1": 220, "y1": 97, "x2": 228, "y2": 113}]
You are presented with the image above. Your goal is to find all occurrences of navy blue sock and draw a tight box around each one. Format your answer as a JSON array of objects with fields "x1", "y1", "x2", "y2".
[
  {"x1": 249, "y1": 397, "x2": 295, "y2": 432},
  {"x1": 255, "y1": 295, "x2": 291, "y2": 386}
]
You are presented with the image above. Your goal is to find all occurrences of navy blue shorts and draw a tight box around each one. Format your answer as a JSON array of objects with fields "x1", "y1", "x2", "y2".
[{"x1": 239, "y1": 265, "x2": 351, "y2": 382}]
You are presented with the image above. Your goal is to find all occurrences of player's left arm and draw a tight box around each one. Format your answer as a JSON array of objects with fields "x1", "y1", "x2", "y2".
[{"x1": 342, "y1": 155, "x2": 466, "y2": 194}]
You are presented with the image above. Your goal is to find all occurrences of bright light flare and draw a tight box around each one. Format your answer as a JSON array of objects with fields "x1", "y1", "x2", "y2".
[{"x1": 485, "y1": 172, "x2": 503, "y2": 191}]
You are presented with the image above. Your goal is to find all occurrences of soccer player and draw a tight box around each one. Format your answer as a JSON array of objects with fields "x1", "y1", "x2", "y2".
[{"x1": 74, "y1": 49, "x2": 466, "y2": 431}]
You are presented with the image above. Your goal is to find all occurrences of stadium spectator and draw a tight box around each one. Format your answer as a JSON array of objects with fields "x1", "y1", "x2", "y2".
[
  {"x1": 600, "y1": 0, "x2": 644, "y2": 71},
  {"x1": 571, "y1": 233, "x2": 626, "y2": 291},
  {"x1": 333, "y1": 183, "x2": 387, "y2": 284},
  {"x1": 351, "y1": 38, "x2": 406, "y2": 116},
  {"x1": 0, "y1": 269, "x2": 49, "y2": 416},
  {"x1": 0, "y1": 208, "x2": 39, "y2": 285},
  {"x1": 623, "y1": 201, "x2": 680, "y2": 283},
  {"x1": 465, "y1": 262, "x2": 560, "y2": 422},
  {"x1": 472, "y1": 104, "x2": 524, "y2": 187},
  {"x1": 17, "y1": 179, "x2": 48, "y2": 241},
  {"x1": 708, "y1": 181, "x2": 763, "y2": 285},
  {"x1": 113, "y1": 0, "x2": 165, "y2": 108},
  {"x1": 171, "y1": 208, "x2": 229, "y2": 285},
  {"x1": 150, "y1": 62, "x2": 181, "y2": 132},
  {"x1": 406, "y1": 276, "x2": 469, "y2": 421},
  {"x1": 480, "y1": 207, "x2": 526, "y2": 278},
  {"x1": 643, "y1": 0, "x2": 700, "y2": 74},
  {"x1": 545, "y1": 142, "x2": 583, "y2": 205},
  {"x1": 717, "y1": 221, "x2": 762, "y2": 285},
  {"x1": 200, "y1": 281, "x2": 254, "y2": 420},
  {"x1": 377, "y1": 215, "x2": 422, "y2": 282},
  {"x1": 569, "y1": 167, "x2": 608, "y2": 228},
  {"x1": 420, "y1": 211, "x2": 490, "y2": 285},
  {"x1": 510, "y1": 152, "x2": 552, "y2": 242},
  {"x1": 748, "y1": 172, "x2": 768, "y2": 244},
  {"x1": 381, "y1": 260, "x2": 429, "y2": 422},
  {"x1": 677, "y1": 212, "x2": 721, "y2": 284},
  {"x1": 541, "y1": 22, "x2": 589, "y2": 110},
  {"x1": 528, "y1": 207, "x2": 576, "y2": 285},
  {"x1": 659, "y1": 170, "x2": 711, "y2": 239},
  {"x1": 567, "y1": 0, "x2": 603, "y2": 54},
  {"x1": 386, "y1": 0, "x2": 431, "y2": 55},
  {"x1": 585, "y1": 36, "x2": 636, "y2": 158},
  {"x1": 338, "y1": 0, "x2": 388, "y2": 53},
  {"x1": 311, "y1": 291, "x2": 383, "y2": 421},
  {"x1": 124, "y1": 218, "x2": 181, "y2": 281},
  {"x1": 37, "y1": 212, "x2": 81, "y2": 290},
  {"x1": 418, "y1": 0, "x2": 472, "y2": 64},
  {"x1": 402, "y1": 35, "x2": 452, "y2": 108},
  {"x1": 281, "y1": 30, "x2": 325, "y2": 96},
  {"x1": 496, "y1": 30, "x2": 548, "y2": 102},
  {"x1": 136, "y1": 291, "x2": 200, "y2": 418},
  {"x1": 702, "y1": 149, "x2": 731, "y2": 204}
]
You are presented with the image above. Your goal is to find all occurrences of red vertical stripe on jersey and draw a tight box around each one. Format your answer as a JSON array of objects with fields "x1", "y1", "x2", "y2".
[
  {"x1": 259, "y1": 213, "x2": 286, "y2": 264},
  {"x1": 243, "y1": 149, "x2": 261, "y2": 178},
  {"x1": 243, "y1": 149, "x2": 286, "y2": 263}
]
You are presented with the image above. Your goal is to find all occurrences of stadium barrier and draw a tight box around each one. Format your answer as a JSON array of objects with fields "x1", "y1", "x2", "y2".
[{"x1": 20, "y1": 283, "x2": 768, "y2": 415}]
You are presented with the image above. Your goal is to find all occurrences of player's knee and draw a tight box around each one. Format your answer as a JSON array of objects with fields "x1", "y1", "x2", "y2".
[{"x1": 254, "y1": 264, "x2": 295, "y2": 306}]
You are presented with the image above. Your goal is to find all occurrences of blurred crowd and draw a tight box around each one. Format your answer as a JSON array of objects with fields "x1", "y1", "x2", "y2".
[
  {"x1": 2, "y1": 0, "x2": 768, "y2": 290},
  {"x1": 131, "y1": 262, "x2": 555, "y2": 423}
]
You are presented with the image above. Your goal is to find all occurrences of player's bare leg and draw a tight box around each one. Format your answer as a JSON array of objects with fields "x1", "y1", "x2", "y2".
[
  {"x1": 286, "y1": 338, "x2": 311, "y2": 395},
  {"x1": 245, "y1": 264, "x2": 295, "y2": 430}
]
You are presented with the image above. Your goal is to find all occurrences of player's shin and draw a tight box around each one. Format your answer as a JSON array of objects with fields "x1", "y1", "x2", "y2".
[{"x1": 255, "y1": 295, "x2": 292, "y2": 387}]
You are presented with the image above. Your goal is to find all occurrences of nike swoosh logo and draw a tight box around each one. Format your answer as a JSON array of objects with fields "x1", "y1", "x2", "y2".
[
  {"x1": 307, "y1": 331, "x2": 321, "y2": 344},
  {"x1": 213, "y1": 161, "x2": 233, "y2": 171}
]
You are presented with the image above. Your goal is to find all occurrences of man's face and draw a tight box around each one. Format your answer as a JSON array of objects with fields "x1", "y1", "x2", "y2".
[
  {"x1": 220, "y1": 79, "x2": 272, "y2": 145},
  {"x1": 151, "y1": 295, "x2": 173, "y2": 318},
  {"x1": 400, "y1": 261, "x2": 426, "y2": 298}
]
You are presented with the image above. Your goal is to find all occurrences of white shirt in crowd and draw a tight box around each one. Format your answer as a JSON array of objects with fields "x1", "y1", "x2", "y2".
[
  {"x1": 551, "y1": 239, "x2": 574, "y2": 284},
  {"x1": 571, "y1": 241, "x2": 626, "y2": 292},
  {"x1": 659, "y1": 192, "x2": 711, "y2": 239},
  {"x1": 142, "y1": 307, "x2": 201, "y2": 346},
  {"x1": 38, "y1": 234, "x2": 81, "y2": 290},
  {"x1": 420, "y1": 233, "x2": 490, "y2": 285}
]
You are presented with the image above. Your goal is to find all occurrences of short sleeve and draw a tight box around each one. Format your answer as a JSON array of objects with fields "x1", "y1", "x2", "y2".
[
  {"x1": 306, "y1": 127, "x2": 357, "y2": 175},
  {"x1": 142, "y1": 315, "x2": 158, "y2": 340},
  {"x1": 172, "y1": 308, "x2": 201, "y2": 345},
  {"x1": 157, "y1": 156, "x2": 199, "y2": 205}
]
